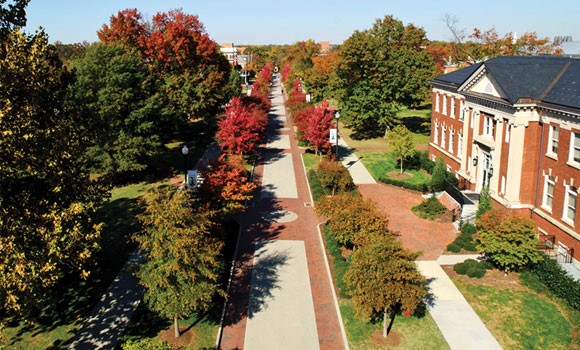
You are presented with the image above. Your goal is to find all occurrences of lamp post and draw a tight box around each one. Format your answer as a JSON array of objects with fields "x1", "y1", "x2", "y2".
[
  {"x1": 181, "y1": 145, "x2": 189, "y2": 185},
  {"x1": 334, "y1": 111, "x2": 340, "y2": 161}
]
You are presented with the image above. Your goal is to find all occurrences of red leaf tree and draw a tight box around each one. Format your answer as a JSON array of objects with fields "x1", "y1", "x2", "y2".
[
  {"x1": 216, "y1": 97, "x2": 267, "y2": 155},
  {"x1": 293, "y1": 104, "x2": 315, "y2": 143},
  {"x1": 97, "y1": 8, "x2": 147, "y2": 53},
  {"x1": 306, "y1": 101, "x2": 333, "y2": 155},
  {"x1": 197, "y1": 154, "x2": 256, "y2": 216}
]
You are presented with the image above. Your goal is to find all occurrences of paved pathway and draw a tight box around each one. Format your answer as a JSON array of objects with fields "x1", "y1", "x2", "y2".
[
  {"x1": 342, "y1": 139, "x2": 502, "y2": 349},
  {"x1": 218, "y1": 78, "x2": 347, "y2": 349}
]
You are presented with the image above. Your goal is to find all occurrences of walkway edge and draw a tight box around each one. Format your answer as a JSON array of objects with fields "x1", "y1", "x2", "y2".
[{"x1": 301, "y1": 154, "x2": 350, "y2": 350}]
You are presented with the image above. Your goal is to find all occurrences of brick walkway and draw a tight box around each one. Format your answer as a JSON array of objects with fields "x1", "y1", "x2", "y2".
[
  {"x1": 218, "y1": 80, "x2": 346, "y2": 349},
  {"x1": 357, "y1": 184, "x2": 457, "y2": 260}
]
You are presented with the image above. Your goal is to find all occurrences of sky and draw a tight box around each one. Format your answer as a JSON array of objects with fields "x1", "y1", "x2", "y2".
[{"x1": 23, "y1": 0, "x2": 580, "y2": 45}]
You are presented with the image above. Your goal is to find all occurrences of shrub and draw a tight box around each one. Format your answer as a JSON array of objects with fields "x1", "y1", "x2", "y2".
[
  {"x1": 413, "y1": 197, "x2": 446, "y2": 217},
  {"x1": 317, "y1": 158, "x2": 354, "y2": 195},
  {"x1": 454, "y1": 262, "x2": 469, "y2": 274},
  {"x1": 380, "y1": 177, "x2": 429, "y2": 192},
  {"x1": 466, "y1": 267, "x2": 486, "y2": 278},
  {"x1": 308, "y1": 169, "x2": 325, "y2": 201},
  {"x1": 463, "y1": 241, "x2": 477, "y2": 252},
  {"x1": 480, "y1": 260, "x2": 495, "y2": 270},
  {"x1": 324, "y1": 227, "x2": 350, "y2": 298},
  {"x1": 418, "y1": 151, "x2": 435, "y2": 174},
  {"x1": 447, "y1": 243, "x2": 461, "y2": 253},
  {"x1": 454, "y1": 259, "x2": 488, "y2": 278},
  {"x1": 461, "y1": 223, "x2": 476, "y2": 236},
  {"x1": 528, "y1": 257, "x2": 580, "y2": 310}
]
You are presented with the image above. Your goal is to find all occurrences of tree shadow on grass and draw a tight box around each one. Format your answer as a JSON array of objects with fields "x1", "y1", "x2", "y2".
[{"x1": 401, "y1": 116, "x2": 431, "y2": 135}]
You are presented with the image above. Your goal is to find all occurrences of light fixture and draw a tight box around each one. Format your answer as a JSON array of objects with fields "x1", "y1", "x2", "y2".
[{"x1": 472, "y1": 157, "x2": 478, "y2": 167}]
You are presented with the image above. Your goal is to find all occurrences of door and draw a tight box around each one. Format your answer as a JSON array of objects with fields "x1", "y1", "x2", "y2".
[{"x1": 477, "y1": 152, "x2": 492, "y2": 192}]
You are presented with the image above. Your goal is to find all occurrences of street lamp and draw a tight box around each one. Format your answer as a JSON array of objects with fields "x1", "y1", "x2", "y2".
[
  {"x1": 334, "y1": 111, "x2": 340, "y2": 161},
  {"x1": 181, "y1": 145, "x2": 189, "y2": 185}
]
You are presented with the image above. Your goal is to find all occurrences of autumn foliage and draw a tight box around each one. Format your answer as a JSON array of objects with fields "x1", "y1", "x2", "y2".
[
  {"x1": 197, "y1": 154, "x2": 256, "y2": 216},
  {"x1": 306, "y1": 101, "x2": 333, "y2": 155},
  {"x1": 216, "y1": 96, "x2": 268, "y2": 155}
]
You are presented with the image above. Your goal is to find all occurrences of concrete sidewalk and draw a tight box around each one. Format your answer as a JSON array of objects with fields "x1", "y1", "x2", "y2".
[
  {"x1": 338, "y1": 138, "x2": 376, "y2": 184},
  {"x1": 417, "y1": 261, "x2": 502, "y2": 350}
]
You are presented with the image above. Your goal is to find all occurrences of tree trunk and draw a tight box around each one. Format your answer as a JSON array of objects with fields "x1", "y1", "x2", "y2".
[
  {"x1": 174, "y1": 315, "x2": 180, "y2": 338},
  {"x1": 383, "y1": 307, "x2": 388, "y2": 338},
  {"x1": 400, "y1": 159, "x2": 403, "y2": 174}
]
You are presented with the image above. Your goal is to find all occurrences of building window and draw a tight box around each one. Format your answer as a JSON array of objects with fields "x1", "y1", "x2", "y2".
[
  {"x1": 542, "y1": 176, "x2": 555, "y2": 211},
  {"x1": 483, "y1": 115, "x2": 495, "y2": 138},
  {"x1": 441, "y1": 125, "x2": 446, "y2": 147},
  {"x1": 435, "y1": 93, "x2": 440, "y2": 112},
  {"x1": 470, "y1": 110, "x2": 475, "y2": 129},
  {"x1": 459, "y1": 104, "x2": 465, "y2": 121},
  {"x1": 547, "y1": 125, "x2": 559, "y2": 157},
  {"x1": 434, "y1": 121, "x2": 439, "y2": 144},
  {"x1": 458, "y1": 132, "x2": 463, "y2": 157},
  {"x1": 449, "y1": 129, "x2": 454, "y2": 153},
  {"x1": 442, "y1": 95, "x2": 447, "y2": 115},
  {"x1": 431, "y1": 154, "x2": 436, "y2": 161},
  {"x1": 563, "y1": 185, "x2": 577, "y2": 224},
  {"x1": 505, "y1": 123, "x2": 511, "y2": 143},
  {"x1": 450, "y1": 98, "x2": 456, "y2": 118},
  {"x1": 568, "y1": 132, "x2": 580, "y2": 164}
]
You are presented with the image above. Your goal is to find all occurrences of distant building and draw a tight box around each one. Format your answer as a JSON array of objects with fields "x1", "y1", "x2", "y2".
[
  {"x1": 429, "y1": 56, "x2": 580, "y2": 272},
  {"x1": 219, "y1": 43, "x2": 238, "y2": 65},
  {"x1": 319, "y1": 41, "x2": 332, "y2": 56}
]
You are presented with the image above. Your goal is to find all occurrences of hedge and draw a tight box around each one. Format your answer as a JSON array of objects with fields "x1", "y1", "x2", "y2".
[
  {"x1": 528, "y1": 258, "x2": 580, "y2": 310},
  {"x1": 453, "y1": 259, "x2": 488, "y2": 279},
  {"x1": 324, "y1": 226, "x2": 350, "y2": 298},
  {"x1": 379, "y1": 177, "x2": 429, "y2": 193},
  {"x1": 308, "y1": 169, "x2": 326, "y2": 202}
]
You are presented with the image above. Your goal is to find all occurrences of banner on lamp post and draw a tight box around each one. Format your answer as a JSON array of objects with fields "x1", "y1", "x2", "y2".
[{"x1": 329, "y1": 128, "x2": 337, "y2": 145}]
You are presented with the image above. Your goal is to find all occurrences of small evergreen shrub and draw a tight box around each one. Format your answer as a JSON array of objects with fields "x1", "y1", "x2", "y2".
[
  {"x1": 317, "y1": 158, "x2": 354, "y2": 194},
  {"x1": 466, "y1": 267, "x2": 486, "y2": 278},
  {"x1": 411, "y1": 197, "x2": 446, "y2": 220},
  {"x1": 447, "y1": 243, "x2": 461, "y2": 253},
  {"x1": 454, "y1": 259, "x2": 488, "y2": 278},
  {"x1": 528, "y1": 257, "x2": 580, "y2": 310},
  {"x1": 461, "y1": 223, "x2": 476, "y2": 236},
  {"x1": 448, "y1": 223, "x2": 478, "y2": 252},
  {"x1": 380, "y1": 177, "x2": 429, "y2": 192},
  {"x1": 454, "y1": 262, "x2": 469, "y2": 274}
]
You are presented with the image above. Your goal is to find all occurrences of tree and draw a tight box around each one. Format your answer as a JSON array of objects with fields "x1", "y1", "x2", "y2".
[
  {"x1": 336, "y1": 15, "x2": 435, "y2": 139},
  {"x1": 476, "y1": 185, "x2": 493, "y2": 219},
  {"x1": 69, "y1": 43, "x2": 162, "y2": 175},
  {"x1": 306, "y1": 101, "x2": 333, "y2": 156},
  {"x1": 97, "y1": 8, "x2": 147, "y2": 53},
  {"x1": 303, "y1": 51, "x2": 340, "y2": 102},
  {"x1": 0, "y1": 28, "x2": 104, "y2": 313},
  {"x1": 136, "y1": 186, "x2": 225, "y2": 338},
  {"x1": 430, "y1": 157, "x2": 447, "y2": 192},
  {"x1": 316, "y1": 158, "x2": 354, "y2": 196},
  {"x1": 388, "y1": 125, "x2": 416, "y2": 174},
  {"x1": 477, "y1": 216, "x2": 543, "y2": 272},
  {"x1": 344, "y1": 233, "x2": 426, "y2": 337},
  {"x1": 227, "y1": 65, "x2": 242, "y2": 98},
  {"x1": 197, "y1": 154, "x2": 256, "y2": 217},
  {"x1": 316, "y1": 193, "x2": 388, "y2": 248},
  {"x1": 216, "y1": 97, "x2": 267, "y2": 155},
  {"x1": 0, "y1": 0, "x2": 29, "y2": 39}
]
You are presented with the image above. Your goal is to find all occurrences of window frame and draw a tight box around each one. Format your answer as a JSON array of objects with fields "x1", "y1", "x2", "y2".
[
  {"x1": 563, "y1": 185, "x2": 577, "y2": 226},
  {"x1": 542, "y1": 175, "x2": 555, "y2": 212},
  {"x1": 547, "y1": 125, "x2": 559, "y2": 158}
]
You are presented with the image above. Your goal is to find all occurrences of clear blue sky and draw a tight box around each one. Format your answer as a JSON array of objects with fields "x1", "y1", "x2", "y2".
[{"x1": 24, "y1": 0, "x2": 580, "y2": 45}]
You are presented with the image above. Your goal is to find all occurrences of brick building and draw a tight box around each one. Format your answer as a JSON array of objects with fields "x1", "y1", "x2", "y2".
[{"x1": 428, "y1": 56, "x2": 580, "y2": 270}]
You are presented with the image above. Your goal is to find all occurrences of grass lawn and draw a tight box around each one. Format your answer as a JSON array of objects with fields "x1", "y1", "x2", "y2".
[
  {"x1": 340, "y1": 299, "x2": 449, "y2": 350},
  {"x1": 449, "y1": 268, "x2": 577, "y2": 349},
  {"x1": 357, "y1": 150, "x2": 431, "y2": 186}
]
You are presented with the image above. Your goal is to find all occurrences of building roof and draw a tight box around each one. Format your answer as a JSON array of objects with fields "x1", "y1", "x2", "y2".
[{"x1": 433, "y1": 56, "x2": 580, "y2": 110}]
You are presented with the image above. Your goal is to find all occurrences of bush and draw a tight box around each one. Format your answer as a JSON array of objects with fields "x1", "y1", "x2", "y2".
[
  {"x1": 380, "y1": 176, "x2": 429, "y2": 192},
  {"x1": 447, "y1": 243, "x2": 461, "y2": 253},
  {"x1": 528, "y1": 258, "x2": 580, "y2": 310},
  {"x1": 454, "y1": 262, "x2": 469, "y2": 274},
  {"x1": 466, "y1": 267, "x2": 486, "y2": 278},
  {"x1": 463, "y1": 241, "x2": 477, "y2": 252},
  {"x1": 317, "y1": 158, "x2": 354, "y2": 195},
  {"x1": 324, "y1": 227, "x2": 350, "y2": 298},
  {"x1": 461, "y1": 223, "x2": 476, "y2": 236},
  {"x1": 418, "y1": 151, "x2": 435, "y2": 174},
  {"x1": 454, "y1": 259, "x2": 488, "y2": 278},
  {"x1": 412, "y1": 196, "x2": 446, "y2": 220},
  {"x1": 308, "y1": 169, "x2": 325, "y2": 201}
]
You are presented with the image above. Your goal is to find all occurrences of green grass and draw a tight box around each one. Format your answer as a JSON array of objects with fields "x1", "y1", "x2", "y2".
[
  {"x1": 453, "y1": 277, "x2": 575, "y2": 349},
  {"x1": 340, "y1": 299, "x2": 449, "y2": 349},
  {"x1": 357, "y1": 151, "x2": 431, "y2": 186},
  {"x1": 302, "y1": 152, "x2": 320, "y2": 172}
]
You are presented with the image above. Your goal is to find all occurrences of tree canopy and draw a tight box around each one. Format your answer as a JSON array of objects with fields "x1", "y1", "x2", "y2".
[
  {"x1": 136, "y1": 186, "x2": 225, "y2": 338},
  {"x1": 336, "y1": 15, "x2": 436, "y2": 139},
  {"x1": 387, "y1": 125, "x2": 416, "y2": 174},
  {"x1": 0, "y1": 27, "x2": 104, "y2": 313}
]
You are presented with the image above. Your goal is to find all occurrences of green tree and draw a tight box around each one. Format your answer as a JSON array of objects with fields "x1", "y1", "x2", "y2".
[
  {"x1": 136, "y1": 186, "x2": 225, "y2": 338},
  {"x1": 344, "y1": 233, "x2": 426, "y2": 338},
  {"x1": 477, "y1": 216, "x2": 543, "y2": 272},
  {"x1": 336, "y1": 15, "x2": 436, "y2": 139},
  {"x1": 227, "y1": 65, "x2": 242, "y2": 98},
  {"x1": 0, "y1": 28, "x2": 104, "y2": 313},
  {"x1": 70, "y1": 43, "x2": 162, "y2": 175},
  {"x1": 476, "y1": 185, "x2": 493, "y2": 219},
  {"x1": 388, "y1": 125, "x2": 416, "y2": 174},
  {"x1": 0, "y1": 0, "x2": 29, "y2": 39},
  {"x1": 430, "y1": 157, "x2": 447, "y2": 192}
]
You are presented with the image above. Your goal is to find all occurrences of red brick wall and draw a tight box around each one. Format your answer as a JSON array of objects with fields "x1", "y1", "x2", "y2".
[{"x1": 520, "y1": 122, "x2": 542, "y2": 205}]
